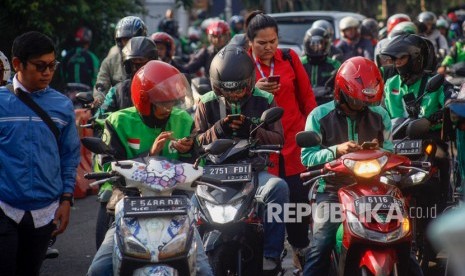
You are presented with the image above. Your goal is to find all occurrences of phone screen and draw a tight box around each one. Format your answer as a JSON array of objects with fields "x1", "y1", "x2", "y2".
[
  {"x1": 228, "y1": 114, "x2": 241, "y2": 121},
  {"x1": 361, "y1": 141, "x2": 377, "y2": 149},
  {"x1": 267, "y1": 75, "x2": 280, "y2": 83}
]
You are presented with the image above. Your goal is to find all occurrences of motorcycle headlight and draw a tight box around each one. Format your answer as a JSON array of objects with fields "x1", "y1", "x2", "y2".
[
  {"x1": 405, "y1": 171, "x2": 428, "y2": 185},
  {"x1": 344, "y1": 155, "x2": 388, "y2": 178},
  {"x1": 204, "y1": 201, "x2": 241, "y2": 224},
  {"x1": 120, "y1": 219, "x2": 151, "y2": 260},
  {"x1": 158, "y1": 219, "x2": 191, "y2": 260},
  {"x1": 346, "y1": 211, "x2": 410, "y2": 243}
]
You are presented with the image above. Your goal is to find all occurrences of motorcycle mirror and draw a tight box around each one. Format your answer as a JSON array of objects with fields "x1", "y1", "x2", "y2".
[
  {"x1": 295, "y1": 131, "x2": 321, "y2": 148},
  {"x1": 203, "y1": 139, "x2": 235, "y2": 155},
  {"x1": 81, "y1": 137, "x2": 114, "y2": 155},
  {"x1": 260, "y1": 107, "x2": 284, "y2": 125},
  {"x1": 406, "y1": 118, "x2": 431, "y2": 139},
  {"x1": 451, "y1": 61, "x2": 465, "y2": 77},
  {"x1": 76, "y1": 92, "x2": 94, "y2": 105},
  {"x1": 192, "y1": 77, "x2": 212, "y2": 96},
  {"x1": 425, "y1": 74, "x2": 445, "y2": 93}
]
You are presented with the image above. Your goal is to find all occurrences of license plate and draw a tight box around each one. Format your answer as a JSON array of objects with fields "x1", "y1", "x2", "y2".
[
  {"x1": 354, "y1": 196, "x2": 404, "y2": 214},
  {"x1": 394, "y1": 139, "x2": 422, "y2": 155},
  {"x1": 203, "y1": 164, "x2": 252, "y2": 182},
  {"x1": 123, "y1": 196, "x2": 188, "y2": 217}
]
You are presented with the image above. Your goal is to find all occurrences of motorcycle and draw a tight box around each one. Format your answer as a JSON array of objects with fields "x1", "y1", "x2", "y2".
[
  {"x1": 193, "y1": 107, "x2": 284, "y2": 275},
  {"x1": 445, "y1": 61, "x2": 465, "y2": 87},
  {"x1": 190, "y1": 77, "x2": 212, "y2": 113},
  {"x1": 82, "y1": 137, "x2": 201, "y2": 275},
  {"x1": 296, "y1": 118, "x2": 431, "y2": 275},
  {"x1": 75, "y1": 91, "x2": 118, "y2": 249},
  {"x1": 390, "y1": 73, "x2": 449, "y2": 272}
]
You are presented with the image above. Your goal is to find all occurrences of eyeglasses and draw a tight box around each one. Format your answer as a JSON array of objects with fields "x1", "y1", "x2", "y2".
[{"x1": 27, "y1": 60, "x2": 60, "y2": 73}]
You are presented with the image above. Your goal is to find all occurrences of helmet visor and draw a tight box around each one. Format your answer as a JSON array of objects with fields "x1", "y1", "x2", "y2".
[
  {"x1": 342, "y1": 88, "x2": 381, "y2": 107},
  {"x1": 211, "y1": 77, "x2": 253, "y2": 95},
  {"x1": 308, "y1": 36, "x2": 326, "y2": 55},
  {"x1": 145, "y1": 72, "x2": 189, "y2": 104}
]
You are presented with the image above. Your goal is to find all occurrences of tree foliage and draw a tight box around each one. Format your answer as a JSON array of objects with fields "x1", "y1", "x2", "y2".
[{"x1": 0, "y1": 0, "x2": 146, "y2": 61}]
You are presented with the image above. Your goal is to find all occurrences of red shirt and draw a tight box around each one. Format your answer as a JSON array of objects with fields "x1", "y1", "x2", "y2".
[{"x1": 250, "y1": 48, "x2": 317, "y2": 176}]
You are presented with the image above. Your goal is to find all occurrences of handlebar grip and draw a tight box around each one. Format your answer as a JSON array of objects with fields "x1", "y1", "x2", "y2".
[
  {"x1": 84, "y1": 172, "x2": 112, "y2": 180},
  {"x1": 410, "y1": 161, "x2": 432, "y2": 169},
  {"x1": 300, "y1": 169, "x2": 323, "y2": 180},
  {"x1": 256, "y1": 145, "x2": 283, "y2": 150}
]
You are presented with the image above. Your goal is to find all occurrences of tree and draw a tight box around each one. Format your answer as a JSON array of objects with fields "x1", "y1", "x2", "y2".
[{"x1": 0, "y1": 0, "x2": 192, "y2": 61}]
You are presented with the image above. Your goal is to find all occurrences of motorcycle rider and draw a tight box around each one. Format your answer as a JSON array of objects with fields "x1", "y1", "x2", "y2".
[
  {"x1": 437, "y1": 21, "x2": 465, "y2": 75},
  {"x1": 229, "y1": 15, "x2": 245, "y2": 37},
  {"x1": 87, "y1": 60, "x2": 212, "y2": 276},
  {"x1": 311, "y1": 19, "x2": 343, "y2": 62},
  {"x1": 96, "y1": 36, "x2": 158, "y2": 117},
  {"x1": 336, "y1": 16, "x2": 374, "y2": 61},
  {"x1": 381, "y1": 34, "x2": 454, "y2": 272},
  {"x1": 180, "y1": 19, "x2": 230, "y2": 78},
  {"x1": 61, "y1": 26, "x2": 100, "y2": 88},
  {"x1": 417, "y1": 11, "x2": 450, "y2": 60},
  {"x1": 301, "y1": 26, "x2": 341, "y2": 105},
  {"x1": 194, "y1": 44, "x2": 289, "y2": 274},
  {"x1": 301, "y1": 57, "x2": 420, "y2": 275},
  {"x1": 150, "y1": 32, "x2": 195, "y2": 108},
  {"x1": 93, "y1": 16, "x2": 147, "y2": 105},
  {"x1": 92, "y1": 36, "x2": 158, "y2": 248}
]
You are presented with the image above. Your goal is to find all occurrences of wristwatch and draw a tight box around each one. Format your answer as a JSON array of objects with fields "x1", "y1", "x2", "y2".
[{"x1": 60, "y1": 194, "x2": 74, "y2": 207}]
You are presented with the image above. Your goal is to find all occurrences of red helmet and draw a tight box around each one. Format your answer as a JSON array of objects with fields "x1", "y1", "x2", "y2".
[
  {"x1": 131, "y1": 60, "x2": 190, "y2": 116},
  {"x1": 334, "y1": 57, "x2": 383, "y2": 107},
  {"x1": 206, "y1": 20, "x2": 230, "y2": 36},
  {"x1": 75, "y1": 27, "x2": 92, "y2": 44},
  {"x1": 387, "y1": 14, "x2": 411, "y2": 34},
  {"x1": 150, "y1": 32, "x2": 176, "y2": 57}
]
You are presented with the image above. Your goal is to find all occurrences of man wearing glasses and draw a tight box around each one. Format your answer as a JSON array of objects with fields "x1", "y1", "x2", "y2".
[{"x1": 0, "y1": 31, "x2": 80, "y2": 275}]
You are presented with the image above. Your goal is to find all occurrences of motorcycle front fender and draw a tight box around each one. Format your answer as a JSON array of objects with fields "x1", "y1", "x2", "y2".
[
  {"x1": 202, "y1": 229, "x2": 222, "y2": 252},
  {"x1": 359, "y1": 248, "x2": 397, "y2": 276}
]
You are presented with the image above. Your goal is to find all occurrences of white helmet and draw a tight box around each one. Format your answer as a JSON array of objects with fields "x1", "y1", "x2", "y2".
[
  {"x1": 0, "y1": 51, "x2": 11, "y2": 85},
  {"x1": 339, "y1": 16, "x2": 360, "y2": 31}
]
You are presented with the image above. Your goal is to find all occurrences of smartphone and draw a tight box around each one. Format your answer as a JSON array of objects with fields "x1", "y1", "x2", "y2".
[
  {"x1": 228, "y1": 114, "x2": 242, "y2": 121},
  {"x1": 361, "y1": 141, "x2": 378, "y2": 149},
  {"x1": 267, "y1": 75, "x2": 281, "y2": 84}
]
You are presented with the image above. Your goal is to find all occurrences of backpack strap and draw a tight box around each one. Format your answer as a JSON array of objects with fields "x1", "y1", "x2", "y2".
[
  {"x1": 6, "y1": 84, "x2": 60, "y2": 143},
  {"x1": 281, "y1": 48, "x2": 294, "y2": 68}
]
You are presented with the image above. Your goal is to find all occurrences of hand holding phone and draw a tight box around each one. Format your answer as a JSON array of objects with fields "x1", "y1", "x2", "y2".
[
  {"x1": 227, "y1": 114, "x2": 242, "y2": 121},
  {"x1": 267, "y1": 75, "x2": 280, "y2": 84},
  {"x1": 361, "y1": 141, "x2": 378, "y2": 150}
]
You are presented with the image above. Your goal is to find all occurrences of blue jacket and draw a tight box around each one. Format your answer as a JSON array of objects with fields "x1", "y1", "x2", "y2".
[{"x1": 0, "y1": 86, "x2": 80, "y2": 210}]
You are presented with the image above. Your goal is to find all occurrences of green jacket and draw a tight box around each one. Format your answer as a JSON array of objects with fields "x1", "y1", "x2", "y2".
[
  {"x1": 442, "y1": 40, "x2": 465, "y2": 67},
  {"x1": 383, "y1": 74, "x2": 445, "y2": 119},
  {"x1": 103, "y1": 106, "x2": 194, "y2": 160},
  {"x1": 301, "y1": 101, "x2": 393, "y2": 192}
]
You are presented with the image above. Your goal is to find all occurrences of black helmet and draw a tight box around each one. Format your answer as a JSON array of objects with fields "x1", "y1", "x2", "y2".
[
  {"x1": 122, "y1": 36, "x2": 158, "y2": 76},
  {"x1": 209, "y1": 45, "x2": 255, "y2": 102},
  {"x1": 380, "y1": 34, "x2": 436, "y2": 83},
  {"x1": 115, "y1": 16, "x2": 148, "y2": 48},
  {"x1": 159, "y1": 19, "x2": 179, "y2": 37},
  {"x1": 303, "y1": 27, "x2": 330, "y2": 62},
  {"x1": 361, "y1": 18, "x2": 379, "y2": 40},
  {"x1": 312, "y1": 19, "x2": 334, "y2": 41},
  {"x1": 229, "y1": 15, "x2": 245, "y2": 34},
  {"x1": 417, "y1": 11, "x2": 437, "y2": 25}
]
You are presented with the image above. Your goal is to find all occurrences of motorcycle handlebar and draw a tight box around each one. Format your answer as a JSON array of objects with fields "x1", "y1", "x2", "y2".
[
  {"x1": 409, "y1": 161, "x2": 432, "y2": 169},
  {"x1": 255, "y1": 145, "x2": 282, "y2": 150},
  {"x1": 300, "y1": 169, "x2": 324, "y2": 180},
  {"x1": 84, "y1": 172, "x2": 112, "y2": 180}
]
